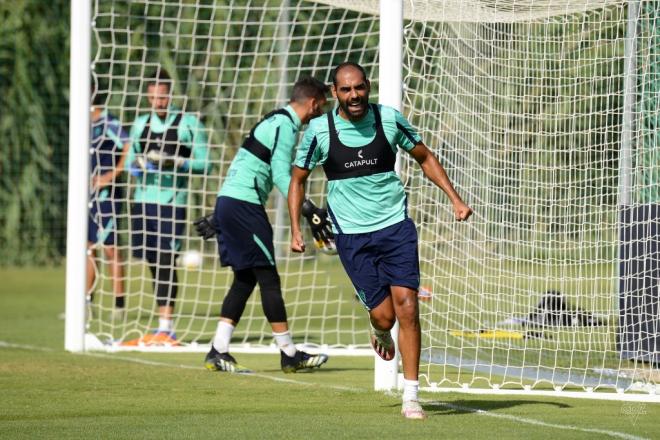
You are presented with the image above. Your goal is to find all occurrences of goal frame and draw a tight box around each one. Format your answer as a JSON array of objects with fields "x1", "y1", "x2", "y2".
[
  {"x1": 65, "y1": 0, "x2": 659, "y2": 402},
  {"x1": 64, "y1": 0, "x2": 399, "y2": 360}
]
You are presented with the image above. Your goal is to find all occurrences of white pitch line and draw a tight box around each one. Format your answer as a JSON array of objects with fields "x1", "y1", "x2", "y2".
[
  {"x1": 0, "y1": 340, "x2": 649, "y2": 438},
  {"x1": 424, "y1": 400, "x2": 648, "y2": 440},
  {"x1": 0, "y1": 341, "x2": 55, "y2": 352},
  {"x1": 86, "y1": 352, "x2": 362, "y2": 390},
  {"x1": 0, "y1": 341, "x2": 362, "y2": 391},
  {"x1": 83, "y1": 351, "x2": 353, "y2": 388}
]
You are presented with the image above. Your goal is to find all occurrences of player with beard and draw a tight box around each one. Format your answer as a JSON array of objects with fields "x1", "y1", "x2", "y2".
[{"x1": 288, "y1": 62, "x2": 472, "y2": 419}]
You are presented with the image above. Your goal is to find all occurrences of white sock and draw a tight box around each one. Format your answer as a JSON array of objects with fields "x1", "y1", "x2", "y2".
[
  {"x1": 158, "y1": 318, "x2": 173, "y2": 333},
  {"x1": 402, "y1": 378, "x2": 419, "y2": 402},
  {"x1": 213, "y1": 320, "x2": 235, "y2": 353},
  {"x1": 273, "y1": 330, "x2": 296, "y2": 357}
]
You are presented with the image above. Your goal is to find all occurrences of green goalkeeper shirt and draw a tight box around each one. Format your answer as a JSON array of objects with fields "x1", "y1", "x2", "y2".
[
  {"x1": 294, "y1": 104, "x2": 421, "y2": 234},
  {"x1": 126, "y1": 106, "x2": 210, "y2": 206},
  {"x1": 218, "y1": 105, "x2": 301, "y2": 205}
]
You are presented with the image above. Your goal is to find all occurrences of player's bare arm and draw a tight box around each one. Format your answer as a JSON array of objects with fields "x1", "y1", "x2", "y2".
[
  {"x1": 288, "y1": 165, "x2": 311, "y2": 252},
  {"x1": 409, "y1": 142, "x2": 473, "y2": 221}
]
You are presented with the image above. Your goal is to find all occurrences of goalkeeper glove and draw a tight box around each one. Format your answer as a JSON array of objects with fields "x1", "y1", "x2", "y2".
[
  {"x1": 193, "y1": 213, "x2": 218, "y2": 240},
  {"x1": 301, "y1": 199, "x2": 337, "y2": 255},
  {"x1": 129, "y1": 156, "x2": 156, "y2": 177},
  {"x1": 146, "y1": 150, "x2": 188, "y2": 169}
]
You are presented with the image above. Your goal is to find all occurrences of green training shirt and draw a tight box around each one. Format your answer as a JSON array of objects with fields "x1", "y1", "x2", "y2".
[
  {"x1": 126, "y1": 106, "x2": 210, "y2": 206},
  {"x1": 294, "y1": 104, "x2": 422, "y2": 234},
  {"x1": 219, "y1": 105, "x2": 301, "y2": 205}
]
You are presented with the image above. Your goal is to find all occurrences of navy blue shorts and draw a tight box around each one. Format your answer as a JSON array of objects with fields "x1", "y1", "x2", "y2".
[
  {"x1": 214, "y1": 196, "x2": 275, "y2": 270},
  {"x1": 335, "y1": 218, "x2": 420, "y2": 310},
  {"x1": 131, "y1": 203, "x2": 186, "y2": 261},
  {"x1": 88, "y1": 199, "x2": 121, "y2": 246}
]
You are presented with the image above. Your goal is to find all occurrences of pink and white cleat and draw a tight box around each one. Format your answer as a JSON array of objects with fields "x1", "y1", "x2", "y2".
[
  {"x1": 401, "y1": 400, "x2": 427, "y2": 420},
  {"x1": 370, "y1": 330, "x2": 395, "y2": 361}
]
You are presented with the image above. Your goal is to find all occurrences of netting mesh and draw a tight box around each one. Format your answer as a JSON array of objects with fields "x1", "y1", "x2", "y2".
[
  {"x1": 89, "y1": 0, "x2": 381, "y2": 349},
  {"x1": 403, "y1": 1, "x2": 657, "y2": 393},
  {"x1": 85, "y1": 0, "x2": 658, "y2": 395}
]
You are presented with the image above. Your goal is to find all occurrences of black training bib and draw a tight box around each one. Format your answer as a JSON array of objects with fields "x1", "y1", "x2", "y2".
[{"x1": 322, "y1": 104, "x2": 396, "y2": 181}]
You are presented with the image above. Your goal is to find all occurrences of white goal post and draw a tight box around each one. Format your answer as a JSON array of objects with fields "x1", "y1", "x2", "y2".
[{"x1": 67, "y1": 0, "x2": 660, "y2": 401}]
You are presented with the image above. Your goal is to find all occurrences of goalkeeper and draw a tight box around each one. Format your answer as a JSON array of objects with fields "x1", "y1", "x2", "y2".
[
  {"x1": 124, "y1": 68, "x2": 210, "y2": 345},
  {"x1": 194, "y1": 76, "x2": 330, "y2": 373},
  {"x1": 288, "y1": 62, "x2": 472, "y2": 419}
]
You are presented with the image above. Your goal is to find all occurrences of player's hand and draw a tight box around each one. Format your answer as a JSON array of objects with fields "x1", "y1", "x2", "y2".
[
  {"x1": 453, "y1": 201, "x2": 473, "y2": 221},
  {"x1": 129, "y1": 155, "x2": 158, "y2": 177},
  {"x1": 301, "y1": 199, "x2": 337, "y2": 255},
  {"x1": 129, "y1": 156, "x2": 147, "y2": 177},
  {"x1": 290, "y1": 230, "x2": 305, "y2": 253},
  {"x1": 193, "y1": 214, "x2": 217, "y2": 240},
  {"x1": 91, "y1": 172, "x2": 113, "y2": 190}
]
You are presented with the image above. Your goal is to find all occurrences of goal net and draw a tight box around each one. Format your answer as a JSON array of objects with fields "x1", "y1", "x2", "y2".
[
  {"x1": 398, "y1": 0, "x2": 658, "y2": 398},
  {"x1": 81, "y1": 0, "x2": 659, "y2": 398},
  {"x1": 87, "y1": 0, "x2": 381, "y2": 353}
]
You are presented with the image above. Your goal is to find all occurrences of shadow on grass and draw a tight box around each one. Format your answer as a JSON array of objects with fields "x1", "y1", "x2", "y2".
[
  {"x1": 426, "y1": 399, "x2": 571, "y2": 416},
  {"x1": 260, "y1": 366, "x2": 365, "y2": 374},
  {"x1": 387, "y1": 399, "x2": 571, "y2": 416}
]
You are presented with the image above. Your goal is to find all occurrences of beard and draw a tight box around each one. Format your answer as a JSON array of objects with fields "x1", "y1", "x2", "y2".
[{"x1": 338, "y1": 97, "x2": 368, "y2": 120}]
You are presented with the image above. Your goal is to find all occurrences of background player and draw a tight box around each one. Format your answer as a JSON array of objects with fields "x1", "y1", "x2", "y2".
[
  {"x1": 87, "y1": 80, "x2": 130, "y2": 320},
  {"x1": 195, "y1": 76, "x2": 330, "y2": 373},
  {"x1": 124, "y1": 68, "x2": 210, "y2": 345},
  {"x1": 288, "y1": 62, "x2": 472, "y2": 418}
]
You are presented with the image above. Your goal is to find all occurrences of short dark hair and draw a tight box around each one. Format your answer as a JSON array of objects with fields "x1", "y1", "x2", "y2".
[
  {"x1": 331, "y1": 62, "x2": 368, "y2": 86},
  {"x1": 147, "y1": 67, "x2": 172, "y2": 90},
  {"x1": 290, "y1": 76, "x2": 329, "y2": 103}
]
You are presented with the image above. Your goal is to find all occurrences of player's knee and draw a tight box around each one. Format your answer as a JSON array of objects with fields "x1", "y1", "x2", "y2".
[
  {"x1": 261, "y1": 293, "x2": 287, "y2": 323},
  {"x1": 369, "y1": 296, "x2": 396, "y2": 330},
  {"x1": 369, "y1": 310, "x2": 396, "y2": 331},
  {"x1": 253, "y1": 266, "x2": 280, "y2": 286},
  {"x1": 253, "y1": 267, "x2": 287, "y2": 323},
  {"x1": 156, "y1": 278, "x2": 177, "y2": 308},
  {"x1": 104, "y1": 246, "x2": 119, "y2": 260},
  {"x1": 220, "y1": 270, "x2": 257, "y2": 322},
  {"x1": 394, "y1": 300, "x2": 420, "y2": 329},
  {"x1": 156, "y1": 297, "x2": 175, "y2": 308},
  {"x1": 234, "y1": 268, "x2": 258, "y2": 291},
  {"x1": 151, "y1": 259, "x2": 178, "y2": 303},
  {"x1": 155, "y1": 278, "x2": 177, "y2": 297},
  {"x1": 253, "y1": 267, "x2": 283, "y2": 299}
]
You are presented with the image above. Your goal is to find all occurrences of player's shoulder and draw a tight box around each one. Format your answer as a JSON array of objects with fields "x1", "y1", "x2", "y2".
[
  {"x1": 179, "y1": 110, "x2": 203, "y2": 127},
  {"x1": 306, "y1": 112, "x2": 331, "y2": 135},
  {"x1": 105, "y1": 112, "x2": 125, "y2": 127},
  {"x1": 134, "y1": 113, "x2": 150, "y2": 125},
  {"x1": 104, "y1": 114, "x2": 127, "y2": 136},
  {"x1": 104, "y1": 111, "x2": 121, "y2": 124},
  {"x1": 253, "y1": 109, "x2": 293, "y2": 140},
  {"x1": 263, "y1": 107, "x2": 298, "y2": 129},
  {"x1": 375, "y1": 103, "x2": 405, "y2": 121}
]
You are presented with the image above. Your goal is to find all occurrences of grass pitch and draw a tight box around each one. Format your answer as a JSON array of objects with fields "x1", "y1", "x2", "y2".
[{"x1": 1, "y1": 267, "x2": 658, "y2": 439}]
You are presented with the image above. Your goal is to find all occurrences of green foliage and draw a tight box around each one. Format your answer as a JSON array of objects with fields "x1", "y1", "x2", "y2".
[
  {"x1": 0, "y1": 0, "x2": 70, "y2": 265},
  {"x1": 0, "y1": 1, "x2": 639, "y2": 265}
]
